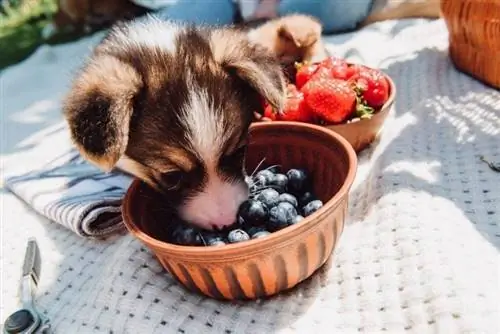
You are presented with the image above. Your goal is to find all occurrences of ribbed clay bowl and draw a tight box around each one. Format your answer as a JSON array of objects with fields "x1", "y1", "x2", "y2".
[
  {"x1": 122, "y1": 122, "x2": 357, "y2": 300},
  {"x1": 258, "y1": 66, "x2": 396, "y2": 153}
]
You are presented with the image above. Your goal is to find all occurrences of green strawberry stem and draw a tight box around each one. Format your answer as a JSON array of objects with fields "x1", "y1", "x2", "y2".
[
  {"x1": 353, "y1": 85, "x2": 364, "y2": 96},
  {"x1": 355, "y1": 95, "x2": 374, "y2": 119}
]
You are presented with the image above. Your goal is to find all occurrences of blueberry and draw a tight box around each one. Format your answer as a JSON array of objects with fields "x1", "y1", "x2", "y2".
[
  {"x1": 257, "y1": 169, "x2": 275, "y2": 178},
  {"x1": 267, "y1": 205, "x2": 289, "y2": 231},
  {"x1": 245, "y1": 175, "x2": 257, "y2": 191},
  {"x1": 237, "y1": 199, "x2": 269, "y2": 227},
  {"x1": 252, "y1": 231, "x2": 271, "y2": 239},
  {"x1": 171, "y1": 225, "x2": 203, "y2": 246},
  {"x1": 290, "y1": 215, "x2": 304, "y2": 225},
  {"x1": 299, "y1": 191, "x2": 317, "y2": 206},
  {"x1": 278, "y1": 193, "x2": 298, "y2": 207},
  {"x1": 255, "y1": 170, "x2": 275, "y2": 186},
  {"x1": 206, "y1": 237, "x2": 226, "y2": 246},
  {"x1": 255, "y1": 188, "x2": 280, "y2": 208},
  {"x1": 269, "y1": 173, "x2": 288, "y2": 193},
  {"x1": 255, "y1": 174, "x2": 267, "y2": 187},
  {"x1": 266, "y1": 166, "x2": 281, "y2": 174},
  {"x1": 200, "y1": 232, "x2": 226, "y2": 246},
  {"x1": 247, "y1": 226, "x2": 266, "y2": 237},
  {"x1": 302, "y1": 200, "x2": 323, "y2": 217},
  {"x1": 286, "y1": 169, "x2": 310, "y2": 195},
  {"x1": 227, "y1": 229, "x2": 250, "y2": 243},
  {"x1": 277, "y1": 202, "x2": 298, "y2": 224},
  {"x1": 247, "y1": 226, "x2": 272, "y2": 239}
]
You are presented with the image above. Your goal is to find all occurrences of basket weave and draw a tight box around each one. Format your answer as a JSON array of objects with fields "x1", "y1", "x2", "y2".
[{"x1": 441, "y1": 0, "x2": 500, "y2": 88}]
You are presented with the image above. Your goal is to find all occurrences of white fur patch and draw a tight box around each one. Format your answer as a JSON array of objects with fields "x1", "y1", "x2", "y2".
[
  {"x1": 179, "y1": 179, "x2": 249, "y2": 230},
  {"x1": 179, "y1": 86, "x2": 248, "y2": 229},
  {"x1": 181, "y1": 88, "x2": 227, "y2": 166},
  {"x1": 112, "y1": 15, "x2": 180, "y2": 54},
  {"x1": 246, "y1": 28, "x2": 260, "y2": 45}
]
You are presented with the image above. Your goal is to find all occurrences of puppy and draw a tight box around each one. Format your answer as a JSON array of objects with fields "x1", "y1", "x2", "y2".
[
  {"x1": 63, "y1": 15, "x2": 286, "y2": 231},
  {"x1": 239, "y1": 14, "x2": 328, "y2": 82},
  {"x1": 245, "y1": 14, "x2": 327, "y2": 66}
]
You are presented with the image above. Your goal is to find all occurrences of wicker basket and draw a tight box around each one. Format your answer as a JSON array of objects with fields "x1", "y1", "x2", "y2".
[{"x1": 441, "y1": 0, "x2": 500, "y2": 88}]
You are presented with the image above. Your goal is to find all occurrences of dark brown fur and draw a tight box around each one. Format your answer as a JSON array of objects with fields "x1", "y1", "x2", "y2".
[{"x1": 64, "y1": 21, "x2": 285, "y2": 195}]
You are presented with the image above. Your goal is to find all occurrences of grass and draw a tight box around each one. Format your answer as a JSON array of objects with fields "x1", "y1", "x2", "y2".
[{"x1": 0, "y1": 0, "x2": 82, "y2": 70}]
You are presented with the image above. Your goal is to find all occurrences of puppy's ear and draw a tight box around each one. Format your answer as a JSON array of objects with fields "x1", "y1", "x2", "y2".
[
  {"x1": 210, "y1": 29, "x2": 286, "y2": 112},
  {"x1": 63, "y1": 54, "x2": 143, "y2": 171}
]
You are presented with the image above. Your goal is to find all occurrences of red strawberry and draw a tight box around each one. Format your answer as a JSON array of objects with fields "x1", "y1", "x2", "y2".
[
  {"x1": 319, "y1": 56, "x2": 358, "y2": 80},
  {"x1": 302, "y1": 77, "x2": 356, "y2": 123},
  {"x1": 351, "y1": 67, "x2": 390, "y2": 108},
  {"x1": 263, "y1": 104, "x2": 278, "y2": 121},
  {"x1": 319, "y1": 56, "x2": 347, "y2": 70},
  {"x1": 260, "y1": 96, "x2": 269, "y2": 109},
  {"x1": 309, "y1": 66, "x2": 334, "y2": 81},
  {"x1": 279, "y1": 84, "x2": 313, "y2": 122},
  {"x1": 295, "y1": 63, "x2": 319, "y2": 89}
]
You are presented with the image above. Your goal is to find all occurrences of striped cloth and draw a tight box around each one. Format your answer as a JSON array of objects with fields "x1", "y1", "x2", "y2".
[{"x1": 3, "y1": 125, "x2": 133, "y2": 238}]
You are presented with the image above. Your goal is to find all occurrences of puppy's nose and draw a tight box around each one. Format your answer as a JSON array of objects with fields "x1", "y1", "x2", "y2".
[{"x1": 208, "y1": 210, "x2": 237, "y2": 230}]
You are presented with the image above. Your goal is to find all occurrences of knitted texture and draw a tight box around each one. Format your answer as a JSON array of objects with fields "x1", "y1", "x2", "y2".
[{"x1": 1, "y1": 19, "x2": 499, "y2": 333}]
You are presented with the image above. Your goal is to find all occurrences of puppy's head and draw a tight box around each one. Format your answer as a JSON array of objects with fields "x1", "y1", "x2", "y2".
[
  {"x1": 276, "y1": 15, "x2": 322, "y2": 65},
  {"x1": 64, "y1": 17, "x2": 286, "y2": 230}
]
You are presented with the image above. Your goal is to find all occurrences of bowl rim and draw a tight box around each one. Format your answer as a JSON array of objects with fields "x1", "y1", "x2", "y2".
[{"x1": 122, "y1": 120, "x2": 358, "y2": 258}]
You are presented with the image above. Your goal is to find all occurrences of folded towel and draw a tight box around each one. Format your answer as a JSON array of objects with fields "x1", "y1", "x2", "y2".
[{"x1": 3, "y1": 124, "x2": 133, "y2": 238}]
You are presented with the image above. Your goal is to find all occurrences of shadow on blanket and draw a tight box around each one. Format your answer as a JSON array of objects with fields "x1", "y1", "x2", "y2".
[
  {"x1": 29, "y1": 205, "x2": 331, "y2": 332},
  {"x1": 348, "y1": 47, "x2": 500, "y2": 251}
]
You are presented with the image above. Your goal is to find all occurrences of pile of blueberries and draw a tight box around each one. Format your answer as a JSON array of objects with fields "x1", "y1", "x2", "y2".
[{"x1": 167, "y1": 167, "x2": 324, "y2": 247}]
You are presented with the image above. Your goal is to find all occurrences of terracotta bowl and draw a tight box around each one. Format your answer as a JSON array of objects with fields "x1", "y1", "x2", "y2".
[
  {"x1": 325, "y1": 73, "x2": 395, "y2": 152},
  {"x1": 258, "y1": 67, "x2": 396, "y2": 153},
  {"x1": 122, "y1": 122, "x2": 357, "y2": 300}
]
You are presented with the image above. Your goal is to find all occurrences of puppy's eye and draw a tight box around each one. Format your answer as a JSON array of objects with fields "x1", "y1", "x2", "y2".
[
  {"x1": 220, "y1": 144, "x2": 247, "y2": 173},
  {"x1": 160, "y1": 170, "x2": 184, "y2": 190},
  {"x1": 229, "y1": 144, "x2": 247, "y2": 161}
]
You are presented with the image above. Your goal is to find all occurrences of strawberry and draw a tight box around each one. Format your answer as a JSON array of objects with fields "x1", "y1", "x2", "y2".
[
  {"x1": 302, "y1": 77, "x2": 356, "y2": 123},
  {"x1": 309, "y1": 66, "x2": 334, "y2": 81},
  {"x1": 295, "y1": 62, "x2": 319, "y2": 89},
  {"x1": 279, "y1": 84, "x2": 313, "y2": 122},
  {"x1": 258, "y1": 97, "x2": 276, "y2": 121},
  {"x1": 351, "y1": 67, "x2": 390, "y2": 108},
  {"x1": 263, "y1": 104, "x2": 278, "y2": 120},
  {"x1": 263, "y1": 84, "x2": 313, "y2": 122},
  {"x1": 319, "y1": 56, "x2": 347, "y2": 70},
  {"x1": 260, "y1": 96, "x2": 269, "y2": 109},
  {"x1": 319, "y1": 56, "x2": 358, "y2": 80}
]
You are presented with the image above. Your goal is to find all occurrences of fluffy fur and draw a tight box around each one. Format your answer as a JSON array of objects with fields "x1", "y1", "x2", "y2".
[
  {"x1": 64, "y1": 15, "x2": 291, "y2": 230},
  {"x1": 247, "y1": 14, "x2": 327, "y2": 65}
]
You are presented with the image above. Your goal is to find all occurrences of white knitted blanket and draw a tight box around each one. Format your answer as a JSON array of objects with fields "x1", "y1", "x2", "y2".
[{"x1": 1, "y1": 18, "x2": 499, "y2": 333}]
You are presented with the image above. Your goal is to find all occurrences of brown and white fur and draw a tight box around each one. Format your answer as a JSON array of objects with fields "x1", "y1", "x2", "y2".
[
  {"x1": 64, "y1": 14, "x2": 326, "y2": 230},
  {"x1": 245, "y1": 14, "x2": 326, "y2": 66}
]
